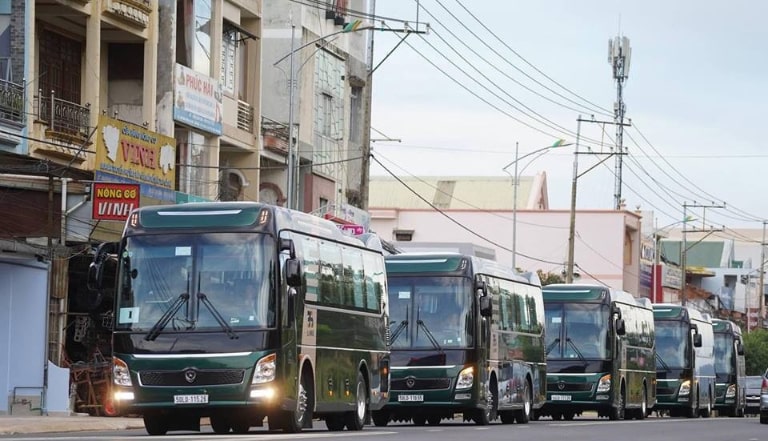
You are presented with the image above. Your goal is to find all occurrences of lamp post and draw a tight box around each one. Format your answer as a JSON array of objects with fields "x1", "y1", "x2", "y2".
[{"x1": 502, "y1": 139, "x2": 570, "y2": 271}]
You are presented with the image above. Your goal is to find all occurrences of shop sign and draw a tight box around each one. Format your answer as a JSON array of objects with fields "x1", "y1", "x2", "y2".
[
  {"x1": 173, "y1": 63, "x2": 223, "y2": 135},
  {"x1": 92, "y1": 183, "x2": 140, "y2": 221}
]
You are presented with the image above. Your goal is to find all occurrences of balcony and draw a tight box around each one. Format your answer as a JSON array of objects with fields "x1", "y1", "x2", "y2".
[
  {"x1": 35, "y1": 90, "x2": 91, "y2": 142},
  {"x1": 102, "y1": 0, "x2": 152, "y2": 29}
]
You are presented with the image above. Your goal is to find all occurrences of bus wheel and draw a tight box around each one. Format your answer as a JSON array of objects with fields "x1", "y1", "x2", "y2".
[
  {"x1": 474, "y1": 380, "x2": 498, "y2": 425},
  {"x1": 563, "y1": 411, "x2": 575, "y2": 421},
  {"x1": 325, "y1": 415, "x2": 345, "y2": 431},
  {"x1": 210, "y1": 415, "x2": 231, "y2": 434},
  {"x1": 412, "y1": 415, "x2": 427, "y2": 426},
  {"x1": 284, "y1": 370, "x2": 313, "y2": 432},
  {"x1": 230, "y1": 417, "x2": 251, "y2": 434},
  {"x1": 344, "y1": 372, "x2": 368, "y2": 431},
  {"x1": 609, "y1": 386, "x2": 625, "y2": 420},
  {"x1": 552, "y1": 412, "x2": 562, "y2": 421},
  {"x1": 515, "y1": 380, "x2": 532, "y2": 424},
  {"x1": 700, "y1": 394, "x2": 712, "y2": 418},
  {"x1": 371, "y1": 411, "x2": 389, "y2": 427},
  {"x1": 636, "y1": 387, "x2": 647, "y2": 420},
  {"x1": 427, "y1": 415, "x2": 441, "y2": 425},
  {"x1": 143, "y1": 415, "x2": 168, "y2": 436}
]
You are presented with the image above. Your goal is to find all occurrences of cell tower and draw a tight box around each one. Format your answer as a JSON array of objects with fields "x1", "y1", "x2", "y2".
[{"x1": 608, "y1": 36, "x2": 631, "y2": 210}]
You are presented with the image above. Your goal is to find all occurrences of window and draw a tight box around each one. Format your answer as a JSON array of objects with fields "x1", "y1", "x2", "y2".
[
  {"x1": 221, "y1": 24, "x2": 237, "y2": 93},
  {"x1": 349, "y1": 86, "x2": 362, "y2": 143},
  {"x1": 39, "y1": 29, "x2": 82, "y2": 103},
  {"x1": 393, "y1": 229, "x2": 414, "y2": 242},
  {"x1": 320, "y1": 93, "x2": 333, "y2": 136}
]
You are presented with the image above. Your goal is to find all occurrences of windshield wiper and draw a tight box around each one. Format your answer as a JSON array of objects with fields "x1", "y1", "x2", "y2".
[
  {"x1": 145, "y1": 293, "x2": 189, "y2": 341},
  {"x1": 416, "y1": 320, "x2": 443, "y2": 352},
  {"x1": 390, "y1": 320, "x2": 409, "y2": 344},
  {"x1": 198, "y1": 293, "x2": 238, "y2": 339},
  {"x1": 565, "y1": 338, "x2": 586, "y2": 361},
  {"x1": 655, "y1": 352, "x2": 671, "y2": 370},
  {"x1": 545, "y1": 337, "x2": 561, "y2": 355}
]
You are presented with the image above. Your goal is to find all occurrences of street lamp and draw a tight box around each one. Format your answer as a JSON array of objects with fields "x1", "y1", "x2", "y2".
[{"x1": 502, "y1": 139, "x2": 571, "y2": 271}]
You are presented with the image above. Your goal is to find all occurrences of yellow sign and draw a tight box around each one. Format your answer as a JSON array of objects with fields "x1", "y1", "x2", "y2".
[{"x1": 95, "y1": 115, "x2": 176, "y2": 193}]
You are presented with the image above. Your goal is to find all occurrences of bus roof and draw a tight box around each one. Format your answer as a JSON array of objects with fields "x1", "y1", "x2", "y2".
[
  {"x1": 385, "y1": 252, "x2": 538, "y2": 285},
  {"x1": 542, "y1": 283, "x2": 645, "y2": 307},
  {"x1": 124, "y1": 202, "x2": 380, "y2": 251},
  {"x1": 652, "y1": 303, "x2": 712, "y2": 323},
  {"x1": 712, "y1": 318, "x2": 742, "y2": 336}
]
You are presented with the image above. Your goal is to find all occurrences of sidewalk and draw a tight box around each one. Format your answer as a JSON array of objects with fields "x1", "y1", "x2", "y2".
[{"x1": 0, "y1": 414, "x2": 145, "y2": 435}]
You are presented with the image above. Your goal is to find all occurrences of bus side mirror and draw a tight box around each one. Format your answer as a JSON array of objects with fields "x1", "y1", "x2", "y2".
[
  {"x1": 285, "y1": 258, "x2": 302, "y2": 287},
  {"x1": 612, "y1": 304, "x2": 622, "y2": 320},
  {"x1": 736, "y1": 342, "x2": 745, "y2": 355},
  {"x1": 87, "y1": 242, "x2": 117, "y2": 292},
  {"x1": 474, "y1": 279, "x2": 487, "y2": 295},
  {"x1": 693, "y1": 333, "x2": 702, "y2": 348},
  {"x1": 280, "y1": 238, "x2": 296, "y2": 259},
  {"x1": 615, "y1": 318, "x2": 626, "y2": 336},
  {"x1": 479, "y1": 295, "x2": 492, "y2": 317}
]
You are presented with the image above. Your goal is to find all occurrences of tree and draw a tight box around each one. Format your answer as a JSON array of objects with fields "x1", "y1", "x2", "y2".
[
  {"x1": 536, "y1": 270, "x2": 564, "y2": 286},
  {"x1": 743, "y1": 328, "x2": 768, "y2": 375}
]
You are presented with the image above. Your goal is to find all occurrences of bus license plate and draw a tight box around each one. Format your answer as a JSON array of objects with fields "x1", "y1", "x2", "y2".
[
  {"x1": 551, "y1": 394, "x2": 571, "y2": 401},
  {"x1": 398, "y1": 394, "x2": 424, "y2": 402},
  {"x1": 174, "y1": 394, "x2": 209, "y2": 404}
]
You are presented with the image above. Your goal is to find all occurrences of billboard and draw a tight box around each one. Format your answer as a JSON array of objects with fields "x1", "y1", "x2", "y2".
[
  {"x1": 173, "y1": 63, "x2": 223, "y2": 135},
  {"x1": 94, "y1": 115, "x2": 176, "y2": 202}
]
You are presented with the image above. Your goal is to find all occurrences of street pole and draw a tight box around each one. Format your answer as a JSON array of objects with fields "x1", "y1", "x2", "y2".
[
  {"x1": 566, "y1": 118, "x2": 582, "y2": 283},
  {"x1": 512, "y1": 141, "x2": 519, "y2": 272},
  {"x1": 760, "y1": 220, "x2": 766, "y2": 328},
  {"x1": 681, "y1": 205, "x2": 688, "y2": 306},
  {"x1": 286, "y1": 24, "x2": 296, "y2": 210}
]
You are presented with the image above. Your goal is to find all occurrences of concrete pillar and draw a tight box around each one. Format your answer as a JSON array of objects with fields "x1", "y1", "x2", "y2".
[
  {"x1": 142, "y1": 0, "x2": 158, "y2": 131},
  {"x1": 155, "y1": 0, "x2": 176, "y2": 137},
  {"x1": 84, "y1": 2, "x2": 101, "y2": 131}
]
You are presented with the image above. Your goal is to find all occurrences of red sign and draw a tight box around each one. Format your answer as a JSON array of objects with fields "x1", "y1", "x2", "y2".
[
  {"x1": 92, "y1": 183, "x2": 141, "y2": 221},
  {"x1": 339, "y1": 224, "x2": 365, "y2": 235}
]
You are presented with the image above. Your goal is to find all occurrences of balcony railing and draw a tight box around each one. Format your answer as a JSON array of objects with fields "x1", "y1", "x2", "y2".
[
  {"x1": 0, "y1": 79, "x2": 24, "y2": 124},
  {"x1": 237, "y1": 99, "x2": 253, "y2": 133},
  {"x1": 36, "y1": 90, "x2": 91, "y2": 140}
]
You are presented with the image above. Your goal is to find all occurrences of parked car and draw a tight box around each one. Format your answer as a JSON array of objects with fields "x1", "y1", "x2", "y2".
[
  {"x1": 760, "y1": 369, "x2": 768, "y2": 423},
  {"x1": 747, "y1": 375, "x2": 763, "y2": 416}
]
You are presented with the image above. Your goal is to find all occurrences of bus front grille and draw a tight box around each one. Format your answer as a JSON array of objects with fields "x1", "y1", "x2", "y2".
[
  {"x1": 391, "y1": 378, "x2": 452, "y2": 391},
  {"x1": 139, "y1": 369, "x2": 246, "y2": 386},
  {"x1": 547, "y1": 382, "x2": 593, "y2": 392}
]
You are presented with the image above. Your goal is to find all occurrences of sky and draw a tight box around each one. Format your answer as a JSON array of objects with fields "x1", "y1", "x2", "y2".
[{"x1": 367, "y1": 0, "x2": 768, "y2": 231}]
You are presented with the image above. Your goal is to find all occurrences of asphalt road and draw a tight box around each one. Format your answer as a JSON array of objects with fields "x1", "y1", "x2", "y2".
[{"x1": 1, "y1": 414, "x2": 766, "y2": 441}]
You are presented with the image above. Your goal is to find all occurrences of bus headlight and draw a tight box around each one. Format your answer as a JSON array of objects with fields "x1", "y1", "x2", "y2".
[
  {"x1": 678, "y1": 380, "x2": 691, "y2": 397},
  {"x1": 725, "y1": 384, "x2": 736, "y2": 398},
  {"x1": 596, "y1": 374, "x2": 611, "y2": 393},
  {"x1": 456, "y1": 366, "x2": 474, "y2": 389},
  {"x1": 252, "y1": 353, "x2": 276, "y2": 384},
  {"x1": 112, "y1": 357, "x2": 132, "y2": 387}
]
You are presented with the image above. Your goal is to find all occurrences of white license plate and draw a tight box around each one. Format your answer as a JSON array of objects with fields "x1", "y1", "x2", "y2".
[
  {"x1": 551, "y1": 394, "x2": 572, "y2": 401},
  {"x1": 398, "y1": 394, "x2": 424, "y2": 402},
  {"x1": 174, "y1": 394, "x2": 209, "y2": 404}
]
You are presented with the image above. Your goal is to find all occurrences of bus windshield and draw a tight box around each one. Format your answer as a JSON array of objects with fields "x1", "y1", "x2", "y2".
[
  {"x1": 714, "y1": 333, "x2": 734, "y2": 379},
  {"x1": 655, "y1": 321, "x2": 690, "y2": 369},
  {"x1": 115, "y1": 232, "x2": 276, "y2": 333},
  {"x1": 387, "y1": 276, "x2": 473, "y2": 350},
  {"x1": 544, "y1": 303, "x2": 609, "y2": 360}
]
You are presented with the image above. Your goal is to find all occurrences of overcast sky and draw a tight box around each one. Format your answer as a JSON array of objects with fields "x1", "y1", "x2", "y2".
[{"x1": 367, "y1": 0, "x2": 767, "y2": 231}]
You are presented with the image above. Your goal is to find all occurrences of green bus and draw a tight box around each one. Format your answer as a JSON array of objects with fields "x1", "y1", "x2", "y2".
[
  {"x1": 712, "y1": 318, "x2": 746, "y2": 417},
  {"x1": 541, "y1": 284, "x2": 656, "y2": 420},
  {"x1": 372, "y1": 253, "x2": 546, "y2": 426},
  {"x1": 87, "y1": 202, "x2": 390, "y2": 435},
  {"x1": 653, "y1": 304, "x2": 715, "y2": 418}
]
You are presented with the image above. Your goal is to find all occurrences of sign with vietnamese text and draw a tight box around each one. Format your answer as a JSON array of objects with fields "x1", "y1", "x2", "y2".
[
  {"x1": 94, "y1": 115, "x2": 176, "y2": 202},
  {"x1": 173, "y1": 63, "x2": 223, "y2": 135},
  {"x1": 92, "y1": 183, "x2": 140, "y2": 221}
]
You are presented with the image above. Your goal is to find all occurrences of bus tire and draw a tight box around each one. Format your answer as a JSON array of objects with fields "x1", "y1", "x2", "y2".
[
  {"x1": 412, "y1": 415, "x2": 427, "y2": 426},
  {"x1": 636, "y1": 386, "x2": 647, "y2": 420},
  {"x1": 609, "y1": 385, "x2": 625, "y2": 420},
  {"x1": 283, "y1": 369, "x2": 313, "y2": 432},
  {"x1": 371, "y1": 410, "x2": 389, "y2": 427},
  {"x1": 474, "y1": 379, "x2": 498, "y2": 425},
  {"x1": 514, "y1": 379, "x2": 532, "y2": 424},
  {"x1": 210, "y1": 415, "x2": 231, "y2": 434},
  {"x1": 143, "y1": 414, "x2": 168, "y2": 436},
  {"x1": 427, "y1": 415, "x2": 441, "y2": 425},
  {"x1": 344, "y1": 371, "x2": 368, "y2": 431}
]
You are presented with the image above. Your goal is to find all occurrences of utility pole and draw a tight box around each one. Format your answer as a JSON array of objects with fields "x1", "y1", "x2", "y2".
[
  {"x1": 608, "y1": 36, "x2": 631, "y2": 210},
  {"x1": 760, "y1": 221, "x2": 766, "y2": 328},
  {"x1": 565, "y1": 116, "x2": 629, "y2": 283},
  {"x1": 286, "y1": 24, "x2": 297, "y2": 210},
  {"x1": 680, "y1": 202, "x2": 725, "y2": 306}
]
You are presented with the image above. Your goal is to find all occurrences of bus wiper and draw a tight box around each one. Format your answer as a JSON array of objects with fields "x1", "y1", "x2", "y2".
[
  {"x1": 565, "y1": 338, "x2": 586, "y2": 361},
  {"x1": 390, "y1": 320, "x2": 409, "y2": 344},
  {"x1": 545, "y1": 338, "x2": 561, "y2": 355},
  {"x1": 416, "y1": 320, "x2": 443, "y2": 352},
  {"x1": 198, "y1": 293, "x2": 238, "y2": 339},
  {"x1": 655, "y1": 352, "x2": 670, "y2": 370},
  {"x1": 145, "y1": 293, "x2": 189, "y2": 341}
]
